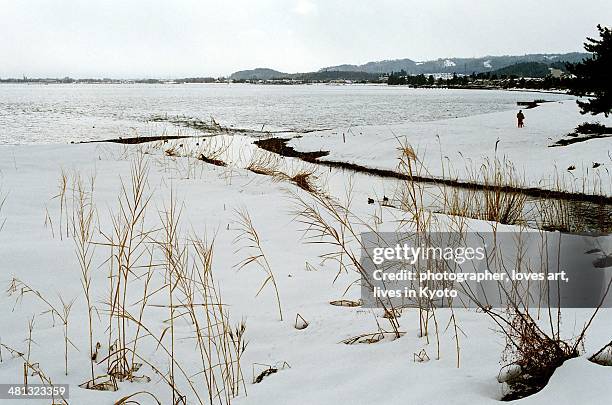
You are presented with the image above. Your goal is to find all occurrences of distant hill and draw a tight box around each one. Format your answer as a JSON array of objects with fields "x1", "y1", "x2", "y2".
[
  {"x1": 491, "y1": 59, "x2": 575, "y2": 78},
  {"x1": 230, "y1": 68, "x2": 289, "y2": 80},
  {"x1": 320, "y1": 58, "x2": 418, "y2": 74},
  {"x1": 229, "y1": 52, "x2": 590, "y2": 81},
  {"x1": 491, "y1": 62, "x2": 553, "y2": 78},
  {"x1": 230, "y1": 68, "x2": 380, "y2": 82},
  {"x1": 319, "y1": 53, "x2": 589, "y2": 75}
]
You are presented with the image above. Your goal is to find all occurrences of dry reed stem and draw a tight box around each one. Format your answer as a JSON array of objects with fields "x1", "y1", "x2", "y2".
[{"x1": 234, "y1": 208, "x2": 283, "y2": 321}]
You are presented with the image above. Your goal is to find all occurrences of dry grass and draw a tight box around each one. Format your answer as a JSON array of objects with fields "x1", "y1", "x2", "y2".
[
  {"x1": 71, "y1": 173, "x2": 97, "y2": 382},
  {"x1": 341, "y1": 331, "x2": 404, "y2": 345},
  {"x1": 7, "y1": 279, "x2": 76, "y2": 376},
  {"x1": 534, "y1": 198, "x2": 574, "y2": 232},
  {"x1": 456, "y1": 229, "x2": 612, "y2": 400},
  {"x1": 478, "y1": 158, "x2": 527, "y2": 224},
  {"x1": 246, "y1": 149, "x2": 283, "y2": 176},
  {"x1": 5, "y1": 153, "x2": 247, "y2": 404},
  {"x1": 495, "y1": 309, "x2": 579, "y2": 401},
  {"x1": 89, "y1": 154, "x2": 247, "y2": 403},
  {"x1": 437, "y1": 157, "x2": 527, "y2": 225},
  {"x1": 195, "y1": 136, "x2": 233, "y2": 166},
  {"x1": 247, "y1": 149, "x2": 320, "y2": 192},
  {"x1": 50, "y1": 169, "x2": 69, "y2": 240},
  {"x1": 0, "y1": 185, "x2": 6, "y2": 233},
  {"x1": 0, "y1": 342, "x2": 69, "y2": 404},
  {"x1": 395, "y1": 140, "x2": 458, "y2": 360},
  {"x1": 291, "y1": 189, "x2": 402, "y2": 338},
  {"x1": 289, "y1": 171, "x2": 317, "y2": 192},
  {"x1": 329, "y1": 299, "x2": 361, "y2": 307},
  {"x1": 234, "y1": 208, "x2": 283, "y2": 321}
]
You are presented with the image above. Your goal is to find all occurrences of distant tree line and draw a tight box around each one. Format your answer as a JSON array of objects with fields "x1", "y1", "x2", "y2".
[
  {"x1": 387, "y1": 69, "x2": 574, "y2": 90},
  {"x1": 231, "y1": 70, "x2": 383, "y2": 83},
  {"x1": 388, "y1": 72, "x2": 476, "y2": 87}
]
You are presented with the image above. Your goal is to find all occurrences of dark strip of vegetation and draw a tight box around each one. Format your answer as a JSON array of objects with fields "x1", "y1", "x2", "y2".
[
  {"x1": 387, "y1": 70, "x2": 575, "y2": 90},
  {"x1": 549, "y1": 122, "x2": 612, "y2": 147},
  {"x1": 255, "y1": 137, "x2": 612, "y2": 205},
  {"x1": 79, "y1": 135, "x2": 192, "y2": 144}
]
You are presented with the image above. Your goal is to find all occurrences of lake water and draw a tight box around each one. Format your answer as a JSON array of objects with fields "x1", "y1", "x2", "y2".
[{"x1": 0, "y1": 83, "x2": 571, "y2": 144}]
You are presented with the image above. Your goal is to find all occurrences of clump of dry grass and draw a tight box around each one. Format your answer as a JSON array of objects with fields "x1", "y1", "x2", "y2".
[
  {"x1": 252, "y1": 362, "x2": 290, "y2": 384},
  {"x1": 534, "y1": 198, "x2": 574, "y2": 232},
  {"x1": 341, "y1": 331, "x2": 404, "y2": 345},
  {"x1": 478, "y1": 158, "x2": 527, "y2": 224},
  {"x1": 395, "y1": 140, "x2": 458, "y2": 359},
  {"x1": 5, "y1": 151, "x2": 250, "y2": 404},
  {"x1": 165, "y1": 147, "x2": 179, "y2": 157},
  {"x1": 97, "y1": 155, "x2": 153, "y2": 385},
  {"x1": 246, "y1": 150, "x2": 283, "y2": 176},
  {"x1": 247, "y1": 149, "x2": 320, "y2": 192},
  {"x1": 155, "y1": 197, "x2": 247, "y2": 403},
  {"x1": 197, "y1": 154, "x2": 227, "y2": 167},
  {"x1": 195, "y1": 136, "x2": 233, "y2": 166},
  {"x1": 436, "y1": 157, "x2": 527, "y2": 225},
  {"x1": 289, "y1": 170, "x2": 317, "y2": 192},
  {"x1": 396, "y1": 140, "x2": 434, "y2": 229}
]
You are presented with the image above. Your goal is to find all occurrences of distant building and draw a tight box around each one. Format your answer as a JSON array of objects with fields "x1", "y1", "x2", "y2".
[{"x1": 549, "y1": 68, "x2": 564, "y2": 78}]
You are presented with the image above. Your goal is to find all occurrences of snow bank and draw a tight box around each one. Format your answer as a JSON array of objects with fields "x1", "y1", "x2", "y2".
[{"x1": 0, "y1": 140, "x2": 610, "y2": 405}]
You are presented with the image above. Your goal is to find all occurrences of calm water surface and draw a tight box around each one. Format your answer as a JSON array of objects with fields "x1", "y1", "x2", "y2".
[{"x1": 0, "y1": 83, "x2": 571, "y2": 144}]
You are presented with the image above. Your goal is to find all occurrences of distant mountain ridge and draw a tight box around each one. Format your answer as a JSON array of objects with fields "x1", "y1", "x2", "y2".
[
  {"x1": 319, "y1": 53, "x2": 589, "y2": 75},
  {"x1": 230, "y1": 52, "x2": 590, "y2": 80}
]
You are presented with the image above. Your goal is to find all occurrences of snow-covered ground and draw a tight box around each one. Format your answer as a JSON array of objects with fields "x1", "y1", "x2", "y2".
[
  {"x1": 290, "y1": 100, "x2": 612, "y2": 195},
  {"x1": 0, "y1": 99, "x2": 610, "y2": 405}
]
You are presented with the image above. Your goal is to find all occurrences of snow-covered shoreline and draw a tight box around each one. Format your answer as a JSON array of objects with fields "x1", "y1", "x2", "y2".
[
  {"x1": 289, "y1": 100, "x2": 612, "y2": 196},
  {"x1": 0, "y1": 99, "x2": 611, "y2": 404}
]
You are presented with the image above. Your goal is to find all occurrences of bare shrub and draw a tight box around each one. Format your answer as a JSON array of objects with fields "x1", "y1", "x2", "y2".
[{"x1": 496, "y1": 309, "x2": 579, "y2": 401}]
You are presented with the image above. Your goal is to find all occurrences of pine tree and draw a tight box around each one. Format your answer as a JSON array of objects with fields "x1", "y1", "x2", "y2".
[{"x1": 567, "y1": 25, "x2": 612, "y2": 116}]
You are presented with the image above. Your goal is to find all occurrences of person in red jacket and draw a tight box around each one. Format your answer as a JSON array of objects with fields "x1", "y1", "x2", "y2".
[{"x1": 517, "y1": 110, "x2": 525, "y2": 128}]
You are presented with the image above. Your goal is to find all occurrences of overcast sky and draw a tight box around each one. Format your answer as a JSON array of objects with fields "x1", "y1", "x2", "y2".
[{"x1": 1, "y1": 0, "x2": 609, "y2": 78}]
